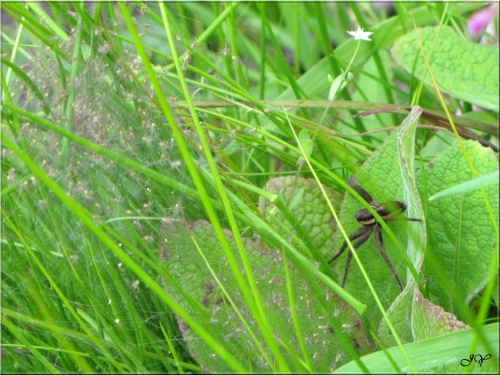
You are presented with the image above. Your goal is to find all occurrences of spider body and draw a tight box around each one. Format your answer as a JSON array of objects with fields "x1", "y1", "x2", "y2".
[
  {"x1": 355, "y1": 201, "x2": 406, "y2": 225},
  {"x1": 329, "y1": 176, "x2": 420, "y2": 291}
]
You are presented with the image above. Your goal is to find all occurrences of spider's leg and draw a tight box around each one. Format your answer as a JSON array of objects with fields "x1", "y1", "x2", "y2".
[
  {"x1": 348, "y1": 175, "x2": 374, "y2": 204},
  {"x1": 341, "y1": 229, "x2": 373, "y2": 287},
  {"x1": 328, "y1": 228, "x2": 365, "y2": 264},
  {"x1": 386, "y1": 216, "x2": 421, "y2": 222},
  {"x1": 342, "y1": 250, "x2": 353, "y2": 287},
  {"x1": 374, "y1": 225, "x2": 403, "y2": 291}
]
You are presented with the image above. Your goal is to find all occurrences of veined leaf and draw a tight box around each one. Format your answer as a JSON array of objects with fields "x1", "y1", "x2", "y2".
[{"x1": 392, "y1": 26, "x2": 499, "y2": 111}]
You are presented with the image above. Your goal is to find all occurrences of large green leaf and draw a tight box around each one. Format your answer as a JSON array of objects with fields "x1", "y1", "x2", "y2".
[
  {"x1": 379, "y1": 141, "x2": 498, "y2": 348},
  {"x1": 159, "y1": 178, "x2": 372, "y2": 372},
  {"x1": 277, "y1": 4, "x2": 485, "y2": 100},
  {"x1": 392, "y1": 26, "x2": 499, "y2": 111},
  {"x1": 258, "y1": 175, "x2": 342, "y2": 261},
  {"x1": 332, "y1": 106, "x2": 426, "y2": 330},
  {"x1": 429, "y1": 171, "x2": 499, "y2": 201},
  {"x1": 416, "y1": 140, "x2": 499, "y2": 322},
  {"x1": 158, "y1": 109, "x2": 497, "y2": 371},
  {"x1": 336, "y1": 323, "x2": 498, "y2": 374},
  {"x1": 379, "y1": 280, "x2": 469, "y2": 347},
  {"x1": 411, "y1": 287, "x2": 469, "y2": 341}
]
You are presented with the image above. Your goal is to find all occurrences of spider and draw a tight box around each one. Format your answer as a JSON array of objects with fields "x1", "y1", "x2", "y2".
[{"x1": 329, "y1": 175, "x2": 420, "y2": 291}]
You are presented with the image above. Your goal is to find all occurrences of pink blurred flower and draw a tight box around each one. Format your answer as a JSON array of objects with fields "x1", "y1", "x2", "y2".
[{"x1": 467, "y1": 4, "x2": 499, "y2": 37}]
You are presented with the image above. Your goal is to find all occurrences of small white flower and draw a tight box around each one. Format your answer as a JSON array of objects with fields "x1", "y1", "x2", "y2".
[{"x1": 347, "y1": 27, "x2": 373, "y2": 41}]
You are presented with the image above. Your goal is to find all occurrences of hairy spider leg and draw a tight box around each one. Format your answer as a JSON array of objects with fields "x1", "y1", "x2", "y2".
[
  {"x1": 328, "y1": 228, "x2": 366, "y2": 264},
  {"x1": 329, "y1": 226, "x2": 375, "y2": 287},
  {"x1": 329, "y1": 223, "x2": 406, "y2": 290},
  {"x1": 393, "y1": 217, "x2": 421, "y2": 222},
  {"x1": 374, "y1": 225, "x2": 403, "y2": 291},
  {"x1": 340, "y1": 230, "x2": 374, "y2": 287},
  {"x1": 348, "y1": 175, "x2": 374, "y2": 204}
]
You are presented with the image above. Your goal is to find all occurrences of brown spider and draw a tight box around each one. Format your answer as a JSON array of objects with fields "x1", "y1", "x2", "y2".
[{"x1": 329, "y1": 175, "x2": 420, "y2": 291}]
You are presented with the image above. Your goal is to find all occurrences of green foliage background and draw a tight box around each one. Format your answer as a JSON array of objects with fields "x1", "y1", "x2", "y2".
[{"x1": 2, "y1": 2, "x2": 498, "y2": 373}]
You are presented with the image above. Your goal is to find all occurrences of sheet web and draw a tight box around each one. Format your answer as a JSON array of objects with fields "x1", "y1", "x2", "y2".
[
  {"x1": 4, "y1": 5, "x2": 371, "y2": 371},
  {"x1": 158, "y1": 174, "x2": 377, "y2": 372},
  {"x1": 3, "y1": 32, "x2": 203, "y2": 368}
]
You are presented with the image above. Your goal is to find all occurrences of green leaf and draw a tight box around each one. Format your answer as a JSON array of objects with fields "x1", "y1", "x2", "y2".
[
  {"x1": 276, "y1": 4, "x2": 485, "y2": 101},
  {"x1": 335, "y1": 323, "x2": 499, "y2": 374},
  {"x1": 380, "y1": 141, "x2": 498, "y2": 346},
  {"x1": 328, "y1": 72, "x2": 352, "y2": 101},
  {"x1": 429, "y1": 171, "x2": 499, "y2": 201},
  {"x1": 159, "y1": 216, "x2": 373, "y2": 372},
  {"x1": 379, "y1": 279, "x2": 470, "y2": 347},
  {"x1": 378, "y1": 288, "x2": 415, "y2": 346},
  {"x1": 259, "y1": 176, "x2": 342, "y2": 260},
  {"x1": 416, "y1": 141, "x2": 499, "y2": 321},
  {"x1": 412, "y1": 287, "x2": 469, "y2": 341},
  {"x1": 298, "y1": 129, "x2": 313, "y2": 157},
  {"x1": 392, "y1": 26, "x2": 499, "y2": 111},
  {"x1": 287, "y1": 186, "x2": 305, "y2": 212},
  {"x1": 333, "y1": 107, "x2": 426, "y2": 330}
]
